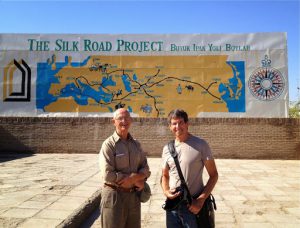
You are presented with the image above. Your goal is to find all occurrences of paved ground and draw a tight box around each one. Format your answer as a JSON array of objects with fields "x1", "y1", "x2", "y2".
[
  {"x1": 0, "y1": 154, "x2": 100, "y2": 228},
  {"x1": 0, "y1": 154, "x2": 300, "y2": 228}
]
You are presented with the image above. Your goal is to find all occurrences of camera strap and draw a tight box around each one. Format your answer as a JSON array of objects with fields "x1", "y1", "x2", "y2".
[{"x1": 168, "y1": 140, "x2": 192, "y2": 204}]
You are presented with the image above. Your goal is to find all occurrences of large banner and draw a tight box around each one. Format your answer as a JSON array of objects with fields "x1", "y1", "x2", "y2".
[{"x1": 0, "y1": 33, "x2": 288, "y2": 117}]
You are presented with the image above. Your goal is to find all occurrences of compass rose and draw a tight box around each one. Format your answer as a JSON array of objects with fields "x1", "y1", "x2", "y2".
[{"x1": 248, "y1": 55, "x2": 285, "y2": 101}]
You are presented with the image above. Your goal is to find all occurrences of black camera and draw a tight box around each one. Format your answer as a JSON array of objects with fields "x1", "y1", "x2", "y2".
[{"x1": 162, "y1": 186, "x2": 186, "y2": 211}]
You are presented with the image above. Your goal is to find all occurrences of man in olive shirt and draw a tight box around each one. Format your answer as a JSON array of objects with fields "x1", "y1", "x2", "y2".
[
  {"x1": 99, "y1": 108, "x2": 151, "y2": 228},
  {"x1": 161, "y1": 109, "x2": 218, "y2": 227}
]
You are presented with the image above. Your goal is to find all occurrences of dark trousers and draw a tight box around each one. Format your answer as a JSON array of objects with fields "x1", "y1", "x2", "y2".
[{"x1": 166, "y1": 202, "x2": 198, "y2": 228}]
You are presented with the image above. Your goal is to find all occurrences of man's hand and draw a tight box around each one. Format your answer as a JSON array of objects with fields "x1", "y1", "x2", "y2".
[
  {"x1": 164, "y1": 188, "x2": 181, "y2": 199},
  {"x1": 117, "y1": 175, "x2": 134, "y2": 188},
  {"x1": 117, "y1": 173, "x2": 146, "y2": 189},
  {"x1": 134, "y1": 180, "x2": 145, "y2": 191},
  {"x1": 188, "y1": 198, "x2": 205, "y2": 214}
]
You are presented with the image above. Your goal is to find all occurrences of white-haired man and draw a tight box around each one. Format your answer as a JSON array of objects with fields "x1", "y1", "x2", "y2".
[{"x1": 99, "y1": 108, "x2": 151, "y2": 228}]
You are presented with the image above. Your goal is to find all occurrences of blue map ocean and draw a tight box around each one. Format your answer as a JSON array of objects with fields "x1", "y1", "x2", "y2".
[
  {"x1": 37, "y1": 56, "x2": 245, "y2": 113},
  {"x1": 36, "y1": 56, "x2": 134, "y2": 112},
  {"x1": 218, "y1": 61, "x2": 245, "y2": 112}
]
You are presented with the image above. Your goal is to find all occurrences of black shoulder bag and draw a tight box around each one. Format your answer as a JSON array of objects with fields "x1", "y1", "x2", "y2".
[{"x1": 165, "y1": 140, "x2": 217, "y2": 228}]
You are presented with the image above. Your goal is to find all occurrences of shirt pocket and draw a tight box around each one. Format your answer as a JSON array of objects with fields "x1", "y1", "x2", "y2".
[{"x1": 115, "y1": 152, "x2": 128, "y2": 170}]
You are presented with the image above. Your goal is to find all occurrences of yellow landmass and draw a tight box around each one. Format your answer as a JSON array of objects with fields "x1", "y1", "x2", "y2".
[{"x1": 45, "y1": 55, "x2": 234, "y2": 117}]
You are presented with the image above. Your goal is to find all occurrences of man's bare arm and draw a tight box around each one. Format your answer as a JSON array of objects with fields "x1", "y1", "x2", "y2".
[
  {"x1": 161, "y1": 167, "x2": 181, "y2": 199},
  {"x1": 200, "y1": 159, "x2": 218, "y2": 199},
  {"x1": 189, "y1": 159, "x2": 218, "y2": 214}
]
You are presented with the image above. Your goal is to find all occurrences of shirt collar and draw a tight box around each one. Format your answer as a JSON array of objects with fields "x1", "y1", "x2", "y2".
[{"x1": 112, "y1": 131, "x2": 133, "y2": 142}]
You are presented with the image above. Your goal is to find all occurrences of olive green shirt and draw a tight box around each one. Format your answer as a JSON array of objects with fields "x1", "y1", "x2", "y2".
[{"x1": 99, "y1": 131, "x2": 150, "y2": 185}]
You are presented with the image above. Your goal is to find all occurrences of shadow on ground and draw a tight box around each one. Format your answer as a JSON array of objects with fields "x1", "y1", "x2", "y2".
[
  {"x1": 0, "y1": 153, "x2": 34, "y2": 163},
  {"x1": 80, "y1": 207, "x2": 100, "y2": 228}
]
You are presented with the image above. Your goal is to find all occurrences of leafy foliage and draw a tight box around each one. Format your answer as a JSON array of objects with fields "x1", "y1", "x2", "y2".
[{"x1": 289, "y1": 101, "x2": 300, "y2": 118}]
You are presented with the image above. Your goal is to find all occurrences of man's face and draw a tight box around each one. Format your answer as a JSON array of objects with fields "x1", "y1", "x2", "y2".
[
  {"x1": 169, "y1": 117, "x2": 189, "y2": 138},
  {"x1": 113, "y1": 109, "x2": 132, "y2": 134}
]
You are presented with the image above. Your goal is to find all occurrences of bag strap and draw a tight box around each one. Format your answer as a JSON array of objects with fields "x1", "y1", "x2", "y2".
[
  {"x1": 209, "y1": 194, "x2": 217, "y2": 210},
  {"x1": 168, "y1": 140, "x2": 192, "y2": 204}
]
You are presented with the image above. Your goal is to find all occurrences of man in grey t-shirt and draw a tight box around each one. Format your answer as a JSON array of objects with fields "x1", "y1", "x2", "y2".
[{"x1": 161, "y1": 109, "x2": 218, "y2": 228}]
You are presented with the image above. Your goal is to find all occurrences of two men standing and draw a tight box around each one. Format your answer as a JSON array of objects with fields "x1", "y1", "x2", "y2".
[{"x1": 99, "y1": 108, "x2": 218, "y2": 228}]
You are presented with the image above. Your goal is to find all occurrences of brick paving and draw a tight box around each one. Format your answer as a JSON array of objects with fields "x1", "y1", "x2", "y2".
[
  {"x1": 0, "y1": 154, "x2": 299, "y2": 228},
  {"x1": 0, "y1": 154, "x2": 100, "y2": 228},
  {"x1": 84, "y1": 158, "x2": 300, "y2": 228}
]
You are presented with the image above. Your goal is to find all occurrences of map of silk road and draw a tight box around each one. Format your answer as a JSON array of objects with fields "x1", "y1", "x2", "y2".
[{"x1": 37, "y1": 55, "x2": 245, "y2": 117}]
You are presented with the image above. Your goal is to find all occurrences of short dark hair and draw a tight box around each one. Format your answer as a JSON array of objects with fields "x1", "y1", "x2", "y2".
[{"x1": 167, "y1": 109, "x2": 189, "y2": 124}]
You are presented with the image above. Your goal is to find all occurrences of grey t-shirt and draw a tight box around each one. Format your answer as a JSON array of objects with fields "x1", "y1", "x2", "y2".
[{"x1": 162, "y1": 135, "x2": 213, "y2": 196}]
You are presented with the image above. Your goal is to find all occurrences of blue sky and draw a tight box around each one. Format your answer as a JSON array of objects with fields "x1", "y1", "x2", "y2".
[{"x1": 0, "y1": 0, "x2": 299, "y2": 102}]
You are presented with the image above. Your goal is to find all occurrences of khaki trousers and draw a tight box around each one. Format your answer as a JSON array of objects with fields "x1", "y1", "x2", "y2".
[{"x1": 100, "y1": 186, "x2": 141, "y2": 228}]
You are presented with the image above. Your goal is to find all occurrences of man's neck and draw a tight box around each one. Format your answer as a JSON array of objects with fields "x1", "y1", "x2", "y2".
[
  {"x1": 175, "y1": 133, "x2": 190, "y2": 143},
  {"x1": 116, "y1": 130, "x2": 128, "y2": 140}
]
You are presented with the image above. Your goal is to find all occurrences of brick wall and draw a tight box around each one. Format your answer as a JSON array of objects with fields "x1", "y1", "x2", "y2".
[{"x1": 0, "y1": 117, "x2": 299, "y2": 159}]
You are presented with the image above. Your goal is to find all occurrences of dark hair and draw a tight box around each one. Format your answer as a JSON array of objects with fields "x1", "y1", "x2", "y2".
[{"x1": 167, "y1": 109, "x2": 189, "y2": 124}]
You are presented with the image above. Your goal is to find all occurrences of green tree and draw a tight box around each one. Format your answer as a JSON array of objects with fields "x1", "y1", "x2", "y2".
[{"x1": 289, "y1": 101, "x2": 300, "y2": 118}]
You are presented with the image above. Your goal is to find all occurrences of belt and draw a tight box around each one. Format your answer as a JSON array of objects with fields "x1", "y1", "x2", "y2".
[{"x1": 104, "y1": 183, "x2": 136, "y2": 193}]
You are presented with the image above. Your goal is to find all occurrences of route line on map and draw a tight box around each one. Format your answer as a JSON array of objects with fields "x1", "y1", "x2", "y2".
[
  {"x1": 73, "y1": 67, "x2": 221, "y2": 117},
  {"x1": 122, "y1": 69, "x2": 161, "y2": 116},
  {"x1": 75, "y1": 76, "x2": 106, "y2": 91},
  {"x1": 147, "y1": 76, "x2": 220, "y2": 100}
]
